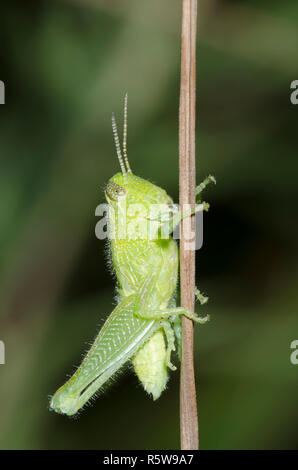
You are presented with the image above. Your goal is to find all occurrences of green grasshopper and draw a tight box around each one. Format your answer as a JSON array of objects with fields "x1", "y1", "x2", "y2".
[{"x1": 50, "y1": 95, "x2": 215, "y2": 416}]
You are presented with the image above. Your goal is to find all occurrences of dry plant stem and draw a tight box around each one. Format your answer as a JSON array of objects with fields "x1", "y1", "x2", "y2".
[{"x1": 179, "y1": 0, "x2": 199, "y2": 450}]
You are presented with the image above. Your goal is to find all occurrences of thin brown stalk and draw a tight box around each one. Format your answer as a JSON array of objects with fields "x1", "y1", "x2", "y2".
[{"x1": 179, "y1": 0, "x2": 198, "y2": 450}]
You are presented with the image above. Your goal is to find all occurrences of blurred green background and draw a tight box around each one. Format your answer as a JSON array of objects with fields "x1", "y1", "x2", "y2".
[{"x1": 0, "y1": 0, "x2": 297, "y2": 450}]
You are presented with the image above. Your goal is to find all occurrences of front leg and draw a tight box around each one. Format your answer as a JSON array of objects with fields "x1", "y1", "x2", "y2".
[
  {"x1": 196, "y1": 174, "x2": 216, "y2": 199},
  {"x1": 159, "y1": 174, "x2": 216, "y2": 238},
  {"x1": 160, "y1": 201, "x2": 209, "y2": 238}
]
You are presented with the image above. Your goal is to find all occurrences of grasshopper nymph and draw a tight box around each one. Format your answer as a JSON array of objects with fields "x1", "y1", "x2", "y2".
[{"x1": 50, "y1": 95, "x2": 215, "y2": 415}]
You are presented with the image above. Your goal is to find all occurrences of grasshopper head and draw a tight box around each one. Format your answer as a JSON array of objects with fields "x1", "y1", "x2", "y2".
[
  {"x1": 105, "y1": 172, "x2": 175, "y2": 243},
  {"x1": 106, "y1": 172, "x2": 173, "y2": 206}
]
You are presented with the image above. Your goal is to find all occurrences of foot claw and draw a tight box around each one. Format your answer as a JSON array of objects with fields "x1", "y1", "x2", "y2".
[
  {"x1": 195, "y1": 287, "x2": 209, "y2": 305},
  {"x1": 196, "y1": 314, "x2": 210, "y2": 324},
  {"x1": 167, "y1": 361, "x2": 177, "y2": 371}
]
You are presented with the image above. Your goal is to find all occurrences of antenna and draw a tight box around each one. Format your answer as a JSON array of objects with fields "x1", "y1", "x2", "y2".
[
  {"x1": 111, "y1": 112, "x2": 126, "y2": 175},
  {"x1": 123, "y1": 93, "x2": 132, "y2": 172}
]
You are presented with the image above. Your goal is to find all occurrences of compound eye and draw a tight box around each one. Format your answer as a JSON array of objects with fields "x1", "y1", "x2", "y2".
[
  {"x1": 106, "y1": 181, "x2": 126, "y2": 200},
  {"x1": 167, "y1": 203, "x2": 179, "y2": 214}
]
